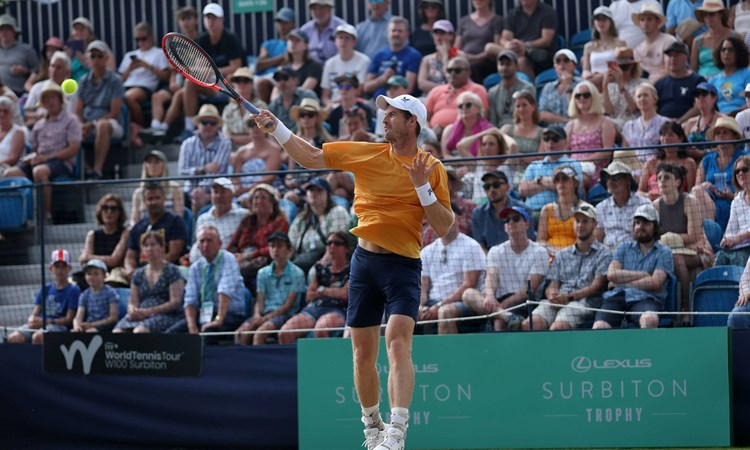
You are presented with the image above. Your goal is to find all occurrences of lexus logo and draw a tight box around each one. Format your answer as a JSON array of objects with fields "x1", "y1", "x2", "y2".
[
  {"x1": 571, "y1": 356, "x2": 653, "y2": 373},
  {"x1": 571, "y1": 356, "x2": 592, "y2": 373}
]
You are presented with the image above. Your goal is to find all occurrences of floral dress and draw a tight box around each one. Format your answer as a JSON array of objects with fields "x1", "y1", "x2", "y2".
[{"x1": 114, "y1": 263, "x2": 183, "y2": 332}]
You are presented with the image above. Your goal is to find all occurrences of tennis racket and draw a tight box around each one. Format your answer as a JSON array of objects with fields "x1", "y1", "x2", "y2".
[{"x1": 162, "y1": 32, "x2": 260, "y2": 115}]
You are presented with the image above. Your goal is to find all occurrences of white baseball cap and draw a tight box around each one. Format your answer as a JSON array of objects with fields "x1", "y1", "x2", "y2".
[
  {"x1": 744, "y1": 83, "x2": 750, "y2": 94},
  {"x1": 203, "y1": 3, "x2": 224, "y2": 17},
  {"x1": 554, "y1": 49, "x2": 578, "y2": 65},
  {"x1": 376, "y1": 95, "x2": 427, "y2": 130}
]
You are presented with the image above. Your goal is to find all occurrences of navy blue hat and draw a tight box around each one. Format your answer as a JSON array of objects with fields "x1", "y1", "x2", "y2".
[
  {"x1": 543, "y1": 125, "x2": 567, "y2": 139},
  {"x1": 695, "y1": 82, "x2": 718, "y2": 97},
  {"x1": 305, "y1": 177, "x2": 331, "y2": 193},
  {"x1": 273, "y1": 66, "x2": 296, "y2": 80},
  {"x1": 267, "y1": 231, "x2": 291, "y2": 247},
  {"x1": 481, "y1": 170, "x2": 509, "y2": 183},
  {"x1": 288, "y1": 28, "x2": 309, "y2": 43},
  {"x1": 499, "y1": 206, "x2": 530, "y2": 222}
]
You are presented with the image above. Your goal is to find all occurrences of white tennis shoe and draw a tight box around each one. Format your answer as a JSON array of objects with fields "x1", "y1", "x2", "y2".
[
  {"x1": 373, "y1": 426, "x2": 406, "y2": 450},
  {"x1": 362, "y1": 426, "x2": 385, "y2": 449}
]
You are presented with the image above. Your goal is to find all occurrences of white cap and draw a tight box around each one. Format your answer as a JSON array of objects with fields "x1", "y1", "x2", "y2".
[
  {"x1": 554, "y1": 49, "x2": 578, "y2": 65},
  {"x1": 212, "y1": 177, "x2": 235, "y2": 193},
  {"x1": 376, "y1": 95, "x2": 427, "y2": 130},
  {"x1": 634, "y1": 203, "x2": 659, "y2": 224},
  {"x1": 203, "y1": 3, "x2": 224, "y2": 17},
  {"x1": 744, "y1": 83, "x2": 750, "y2": 94},
  {"x1": 335, "y1": 23, "x2": 357, "y2": 39}
]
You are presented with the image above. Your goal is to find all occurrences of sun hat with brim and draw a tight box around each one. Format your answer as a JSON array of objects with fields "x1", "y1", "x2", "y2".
[
  {"x1": 0, "y1": 14, "x2": 19, "y2": 33},
  {"x1": 40, "y1": 81, "x2": 65, "y2": 104},
  {"x1": 631, "y1": 2, "x2": 666, "y2": 27},
  {"x1": 290, "y1": 98, "x2": 327, "y2": 121},
  {"x1": 193, "y1": 104, "x2": 223, "y2": 127},
  {"x1": 676, "y1": 19, "x2": 703, "y2": 41},
  {"x1": 230, "y1": 67, "x2": 254, "y2": 82},
  {"x1": 695, "y1": 0, "x2": 727, "y2": 22},
  {"x1": 614, "y1": 47, "x2": 636, "y2": 64},
  {"x1": 707, "y1": 116, "x2": 741, "y2": 140},
  {"x1": 660, "y1": 232, "x2": 698, "y2": 256},
  {"x1": 599, "y1": 161, "x2": 637, "y2": 191}
]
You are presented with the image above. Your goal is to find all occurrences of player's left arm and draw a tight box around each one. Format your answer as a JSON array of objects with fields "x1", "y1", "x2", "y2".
[{"x1": 402, "y1": 152, "x2": 454, "y2": 237}]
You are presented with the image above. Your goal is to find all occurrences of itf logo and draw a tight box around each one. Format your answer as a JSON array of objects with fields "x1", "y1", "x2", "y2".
[{"x1": 59, "y1": 335, "x2": 103, "y2": 374}]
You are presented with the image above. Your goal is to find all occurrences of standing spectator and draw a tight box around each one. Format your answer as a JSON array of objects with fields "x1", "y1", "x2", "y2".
[
  {"x1": 130, "y1": 150, "x2": 184, "y2": 225},
  {"x1": 0, "y1": 14, "x2": 39, "y2": 96},
  {"x1": 454, "y1": 0, "x2": 504, "y2": 82},
  {"x1": 602, "y1": 47, "x2": 646, "y2": 128},
  {"x1": 595, "y1": 161, "x2": 651, "y2": 251},
  {"x1": 581, "y1": 6, "x2": 625, "y2": 91},
  {"x1": 425, "y1": 56, "x2": 488, "y2": 131},
  {"x1": 178, "y1": 104, "x2": 232, "y2": 215},
  {"x1": 487, "y1": 50, "x2": 536, "y2": 129},
  {"x1": 717, "y1": 155, "x2": 750, "y2": 267},
  {"x1": 709, "y1": 36, "x2": 750, "y2": 115},
  {"x1": 24, "y1": 51, "x2": 78, "y2": 129},
  {"x1": 320, "y1": 24, "x2": 370, "y2": 108},
  {"x1": 539, "y1": 49, "x2": 582, "y2": 126},
  {"x1": 118, "y1": 22, "x2": 169, "y2": 147},
  {"x1": 0, "y1": 97, "x2": 24, "y2": 173},
  {"x1": 78, "y1": 194, "x2": 130, "y2": 288},
  {"x1": 232, "y1": 117, "x2": 283, "y2": 197},
  {"x1": 3, "y1": 82, "x2": 82, "y2": 222},
  {"x1": 355, "y1": 0, "x2": 392, "y2": 59},
  {"x1": 268, "y1": 67, "x2": 319, "y2": 133},
  {"x1": 610, "y1": 0, "x2": 659, "y2": 48},
  {"x1": 300, "y1": 0, "x2": 347, "y2": 63},
  {"x1": 363, "y1": 16, "x2": 422, "y2": 98},
  {"x1": 23, "y1": 36, "x2": 64, "y2": 92},
  {"x1": 472, "y1": 170, "x2": 534, "y2": 251},
  {"x1": 691, "y1": 0, "x2": 736, "y2": 79},
  {"x1": 283, "y1": 29, "x2": 323, "y2": 98},
  {"x1": 497, "y1": 0, "x2": 559, "y2": 78},
  {"x1": 73, "y1": 259, "x2": 119, "y2": 333},
  {"x1": 441, "y1": 91, "x2": 493, "y2": 157},
  {"x1": 411, "y1": 0, "x2": 446, "y2": 56},
  {"x1": 417, "y1": 19, "x2": 462, "y2": 94},
  {"x1": 633, "y1": 3, "x2": 676, "y2": 83},
  {"x1": 621, "y1": 82, "x2": 670, "y2": 163},
  {"x1": 593, "y1": 203, "x2": 674, "y2": 329},
  {"x1": 221, "y1": 67, "x2": 269, "y2": 148},
  {"x1": 114, "y1": 232, "x2": 185, "y2": 333},
  {"x1": 76, "y1": 40, "x2": 125, "y2": 180},
  {"x1": 255, "y1": 7, "x2": 295, "y2": 104},
  {"x1": 235, "y1": 232, "x2": 306, "y2": 345}
]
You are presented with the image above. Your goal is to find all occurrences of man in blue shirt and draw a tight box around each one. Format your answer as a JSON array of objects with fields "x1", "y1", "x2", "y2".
[
  {"x1": 355, "y1": 0, "x2": 392, "y2": 58},
  {"x1": 666, "y1": 0, "x2": 705, "y2": 37},
  {"x1": 593, "y1": 204, "x2": 674, "y2": 329},
  {"x1": 363, "y1": 16, "x2": 421, "y2": 98},
  {"x1": 471, "y1": 170, "x2": 534, "y2": 251}
]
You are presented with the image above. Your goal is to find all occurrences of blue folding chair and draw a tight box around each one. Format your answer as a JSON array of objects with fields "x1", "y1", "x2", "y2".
[
  {"x1": 691, "y1": 265, "x2": 743, "y2": 326},
  {"x1": 534, "y1": 68, "x2": 558, "y2": 91}
]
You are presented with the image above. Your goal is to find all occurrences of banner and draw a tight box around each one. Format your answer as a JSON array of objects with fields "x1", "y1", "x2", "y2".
[
  {"x1": 44, "y1": 333, "x2": 203, "y2": 377},
  {"x1": 232, "y1": 0, "x2": 274, "y2": 14},
  {"x1": 298, "y1": 328, "x2": 731, "y2": 449}
]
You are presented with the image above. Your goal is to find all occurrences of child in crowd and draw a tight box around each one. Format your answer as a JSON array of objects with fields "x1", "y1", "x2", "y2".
[
  {"x1": 72, "y1": 259, "x2": 119, "y2": 332},
  {"x1": 6, "y1": 249, "x2": 80, "y2": 345}
]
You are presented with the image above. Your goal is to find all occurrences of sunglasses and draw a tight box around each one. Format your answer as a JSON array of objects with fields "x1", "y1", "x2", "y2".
[
  {"x1": 543, "y1": 135, "x2": 561, "y2": 143},
  {"x1": 89, "y1": 53, "x2": 105, "y2": 59},
  {"x1": 298, "y1": 111, "x2": 317, "y2": 119},
  {"x1": 326, "y1": 240, "x2": 346, "y2": 246},
  {"x1": 574, "y1": 92, "x2": 592, "y2": 100},
  {"x1": 101, "y1": 205, "x2": 120, "y2": 212},
  {"x1": 200, "y1": 120, "x2": 218, "y2": 126},
  {"x1": 554, "y1": 57, "x2": 571, "y2": 64},
  {"x1": 736, "y1": 166, "x2": 750, "y2": 175},
  {"x1": 457, "y1": 103, "x2": 474, "y2": 109},
  {"x1": 483, "y1": 180, "x2": 506, "y2": 190},
  {"x1": 275, "y1": 74, "x2": 290, "y2": 81},
  {"x1": 337, "y1": 83, "x2": 353, "y2": 90},
  {"x1": 135, "y1": 36, "x2": 149, "y2": 42},
  {"x1": 503, "y1": 215, "x2": 523, "y2": 224},
  {"x1": 233, "y1": 78, "x2": 252, "y2": 84},
  {"x1": 446, "y1": 67, "x2": 466, "y2": 74}
]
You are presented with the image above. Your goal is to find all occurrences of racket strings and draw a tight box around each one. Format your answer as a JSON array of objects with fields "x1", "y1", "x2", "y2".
[{"x1": 164, "y1": 37, "x2": 217, "y2": 85}]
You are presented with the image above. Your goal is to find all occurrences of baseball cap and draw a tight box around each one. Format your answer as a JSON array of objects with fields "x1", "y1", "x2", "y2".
[
  {"x1": 211, "y1": 177, "x2": 235, "y2": 193},
  {"x1": 553, "y1": 165, "x2": 577, "y2": 179},
  {"x1": 144, "y1": 149, "x2": 167, "y2": 163},
  {"x1": 593, "y1": 5, "x2": 614, "y2": 20},
  {"x1": 744, "y1": 83, "x2": 750, "y2": 95},
  {"x1": 695, "y1": 82, "x2": 718, "y2": 97},
  {"x1": 203, "y1": 3, "x2": 224, "y2": 17},
  {"x1": 498, "y1": 50, "x2": 518, "y2": 63},
  {"x1": 554, "y1": 49, "x2": 578, "y2": 64},
  {"x1": 49, "y1": 249, "x2": 71, "y2": 267},
  {"x1": 273, "y1": 66, "x2": 296, "y2": 80},
  {"x1": 481, "y1": 170, "x2": 509, "y2": 183},
  {"x1": 335, "y1": 23, "x2": 357, "y2": 39},
  {"x1": 275, "y1": 7, "x2": 295, "y2": 22},
  {"x1": 573, "y1": 202, "x2": 597, "y2": 220},
  {"x1": 84, "y1": 259, "x2": 108, "y2": 273},
  {"x1": 71, "y1": 16, "x2": 93, "y2": 30},
  {"x1": 87, "y1": 40, "x2": 110, "y2": 54},
  {"x1": 334, "y1": 72, "x2": 359, "y2": 86},
  {"x1": 305, "y1": 177, "x2": 331, "y2": 192},
  {"x1": 664, "y1": 41, "x2": 689, "y2": 55},
  {"x1": 375, "y1": 94, "x2": 427, "y2": 129},
  {"x1": 288, "y1": 28, "x2": 309, "y2": 43},
  {"x1": 267, "y1": 231, "x2": 292, "y2": 246},
  {"x1": 543, "y1": 125, "x2": 567, "y2": 139},
  {"x1": 633, "y1": 203, "x2": 659, "y2": 224},
  {"x1": 600, "y1": 161, "x2": 637, "y2": 190},
  {"x1": 432, "y1": 20, "x2": 454, "y2": 34},
  {"x1": 385, "y1": 75, "x2": 409, "y2": 88},
  {"x1": 499, "y1": 206, "x2": 530, "y2": 222},
  {"x1": 310, "y1": 0, "x2": 335, "y2": 6}
]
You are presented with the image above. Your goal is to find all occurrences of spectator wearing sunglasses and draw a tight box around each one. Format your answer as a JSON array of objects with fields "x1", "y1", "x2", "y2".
[
  {"x1": 487, "y1": 50, "x2": 536, "y2": 129},
  {"x1": 326, "y1": 73, "x2": 374, "y2": 137},
  {"x1": 538, "y1": 49, "x2": 583, "y2": 126},
  {"x1": 441, "y1": 91, "x2": 493, "y2": 157},
  {"x1": 425, "y1": 56, "x2": 488, "y2": 131},
  {"x1": 268, "y1": 66, "x2": 319, "y2": 133},
  {"x1": 472, "y1": 170, "x2": 534, "y2": 252},
  {"x1": 321, "y1": 24, "x2": 371, "y2": 108},
  {"x1": 417, "y1": 19, "x2": 462, "y2": 94},
  {"x1": 178, "y1": 103, "x2": 232, "y2": 215},
  {"x1": 602, "y1": 47, "x2": 647, "y2": 128},
  {"x1": 221, "y1": 67, "x2": 268, "y2": 148}
]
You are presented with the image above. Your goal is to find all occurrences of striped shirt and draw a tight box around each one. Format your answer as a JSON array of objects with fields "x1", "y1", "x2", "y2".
[
  {"x1": 31, "y1": 110, "x2": 82, "y2": 167},
  {"x1": 177, "y1": 132, "x2": 232, "y2": 192}
]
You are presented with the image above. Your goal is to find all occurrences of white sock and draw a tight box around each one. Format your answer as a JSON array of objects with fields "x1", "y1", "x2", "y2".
[
  {"x1": 158, "y1": 122, "x2": 169, "y2": 131},
  {"x1": 184, "y1": 117, "x2": 195, "y2": 131},
  {"x1": 390, "y1": 407, "x2": 409, "y2": 431},
  {"x1": 150, "y1": 119, "x2": 160, "y2": 128},
  {"x1": 361, "y1": 403, "x2": 383, "y2": 428}
]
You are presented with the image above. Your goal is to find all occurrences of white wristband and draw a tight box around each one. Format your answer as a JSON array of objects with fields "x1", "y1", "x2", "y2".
[
  {"x1": 415, "y1": 182, "x2": 437, "y2": 207},
  {"x1": 271, "y1": 121, "x2": 292, "y2": 145}
]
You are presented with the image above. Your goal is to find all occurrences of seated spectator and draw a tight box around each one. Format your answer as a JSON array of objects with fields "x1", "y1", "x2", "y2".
[
  {"x1": 539, "y1": 49, "x2": 582, "y2": 126},
  {"x1": 454, "y1": 0, "x2": 503, "y2": 82},
  {"x1": 23, "y1": 36, "x2": 65, "y2": 92},
  {"x1": 0, "y1": 14, "x2": 39, "y2": 96},
  {"x1": 633, "y1": 2, "x2": 676, "y2": 83},
  {"x1": 621, "y1": 82, "x2": 670, "y2": 163},
  {"x1": 235, "y1": 232, "x2": 306, "y2": 345},
  {"x1": 115, "y1": 232, "x2": 184, "y2": 333},
  {"x1": 227, "y1": 184, "x2": 289, "y2": 292},
  {"x1": 716, "y1": 155, "x2": 750, "y2": 266},
  {"x1": 221, "y1": 67, "x2": 269, "y2": 148},
  {"x1": 519, "y1": 126, "x2": 584, "y2": 214},
  {"x1": 496, "y1": 0, "x2": 558, "y2": 79},
  {"x1": 581, "y1": 6, "x2": 626, "y2": 91},
  {"x1": 320, "y1": 24, "x2": 370, "y2": 108},
  {"x1": 412, "y1": 0, "x2": 446, "y2": 56},
  {"x1": 730, "y1": 0, "x2": 750, "y2": 34},
  {"x1": 255, "y1": 7, "x2": 294, "y2": 104},
  {"x1": 326, "y1": 73, "x2": 374, "y2": 138},
  {"x1": 171, "y1": 225, "x2": 247, "y2": 335},
  {"x1": 426, "y1": 56, "x2": 488, "y2": 131},
  {"x1": 462, "y1": 206, "x2": 548, "y2": 330},
  {"x1": 125, "y1": 183, "x2": 188, "y2": 280},
  {"x1": 693, "y1": 116, "x2": 749, "y2": 230},
  {"x1": 268, "y1": 66, "x2": 319, "y2": 133},
  {"x1": 178, "y1": 104, "x2": 232, "y2": 215},
  {"x1": 565, "y1": 80, "x2": 617, "y2": 187},
  {"x1": 656, "y1": 41, "x2": 706, "y2": 122},
  {"x1": 373, "y1": 75, "x2": 411, "y2": 139},
  {"x1": 709, "y1": 36, "x2": 750, "y2": 115},
  {"x1": 232, "y1": 117, "x2": 282, "y2": 197},
  {"x1": 337, "y1": 105, "x2": 377, "y2": 142},
  {"x1": 118, "y1": 21, "x2": 169, "y2": 147},
  {"x1": 363, "y1": 16, "x2": 421, "y2": 98},
  {"x1": 441, "y1": 91, "x2": 493, "y2": 157},
  {"x1": 422, "y1": 167, "x2": 476, "y2": 246},
  {"x1": 593, "y1": 203, "x2": 674, "y2": 329},
  {"x1": 537, "y1": 165, "x2": 581, "y2": 256},
  {"x1": 666, "y1": 0, "x2": 704, "y2": 37},
  {"x1": 188, "y1": 178, "x2": 249, "y2": 263},
  {"x1": 3, "y1": 81, "x2": 82, "y2": 222},
  {"x1": 736, "y1": 82, "x2": 750, "y2": 149},
  {"x1": 78, "y1": 194, "x2": 129, "y2": 288},
  {"x1": 130, "y1": 150, "x2": 184, "y2": 225},
  {"x1": 72, "y1": 259, "x2": 119, "y2": 333},
  {"x1": 471, "y1": 170, "x2": 534, "y2": 251},
  {"x1": 6, "y1": 249, "x2": 79, "y2": 344},
  {"x1": 419, "y1": 212, "x2": 486, "y2": 335},
  {"x1": 727, "y1": 255, "x2": 750, "y2": 327},
  {"x1": 0, "y1": 96, "x2": 24, "y2": 173},
  {"x1": 24, "y1": 51, "x2": 78, "y2": 129},
  {"x1": 640, "y1": 121, "x2": 698, "y2": 200},
  {"x1": 66, "y1": 16, "x2": 116, "y2": 81},
  {"x1": 691, "y1": 0, "x2": 737, "y2": 79},
  {"x1": 523, "y1": 202, "x2": 611, "y2": 330},
  {"x1": 76, "y1": 40, "x2": 125, "y2": 180},
  {"x1": 354, "y1": 0, "x2": 391, "y2": 58},
  {"x1": 610, "y1": 0, "x2": 654, "y2": 48},
  {"x1": 455, "y1": 127, "x2": 515, "y2": 201},
  {"x1": 487, "y1": 50, "x2": 536, "y2": 129},
  {"x1": 281, "y1": 29, "x2": 323, "y2": 99},
  {"x1": 499, "y1": 91, "x2": 543, "y2": 180},
  {"x1": 682, "y1": 82, "x2": 723, "y2": 161},
  {"x1": 595, "y1": 161, "x2": 651, "y2": 251},
  {"x1": 285, "y1": 99, "x2": 334, "y2": 192},
  {"x1": 602, "y1": 47, "x2": 647, "y2": 128},
  {"x1": 279, "y1": 231, "x2": 353, "y2": 343},
  {"x1": 289, "y1": 177, "x2": 350, "y2": 274},
  {"x1": 417, "y1": 19, "x2": 460, "y2": 94},
  {"x1": 422, "y1": 139, "x2": 444, "y2": 159},
  {"x1": 300, "y1": 0, "x2": 346, "y2": 63}
]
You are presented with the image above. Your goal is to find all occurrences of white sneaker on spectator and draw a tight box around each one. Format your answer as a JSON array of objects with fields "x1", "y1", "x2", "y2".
[
  {"x1": 373, "y1": 426, "x2": 406, "y2": 450},
  {"x1": 362, "y1": 426, "x2": 385, "y2": 449}
]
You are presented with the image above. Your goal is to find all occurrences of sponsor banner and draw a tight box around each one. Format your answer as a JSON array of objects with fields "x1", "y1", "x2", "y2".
[
  {"x1": 232, "y1": 0, "x2": 273, "y2": 14},
  {"x1": 44, "y1": 333, "x2": 203, "y2": 377},
  {"x1": 298, "y1": 328, "x2": 731, "y2": 449}
]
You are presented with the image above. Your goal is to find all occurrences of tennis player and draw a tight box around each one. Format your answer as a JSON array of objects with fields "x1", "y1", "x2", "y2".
[{"x1": 254, "y1": 94, "x2": 453, "y2": 450}]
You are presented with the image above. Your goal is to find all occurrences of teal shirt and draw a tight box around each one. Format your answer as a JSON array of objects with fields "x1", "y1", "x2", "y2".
[{"x1": 256, "y1": 260, "x2": 306, "y2": 314}]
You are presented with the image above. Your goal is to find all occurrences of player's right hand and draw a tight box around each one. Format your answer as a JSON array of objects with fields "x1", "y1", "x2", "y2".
[{"x1": 252, "y1": 110, "x2": 278, "y2": 132}]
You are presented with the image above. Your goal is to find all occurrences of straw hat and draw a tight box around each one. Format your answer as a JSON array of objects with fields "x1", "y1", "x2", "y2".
[
  {"x1": 707, "y1": 116, "x2": 741, "y2": 140},
  {"x1": 290, "y1": 98, "x2": 327, "y2": 121},
  {"x1": 695, "y1": 0, "x2": 727, "y2": 22},
  {"x1": 631, "y1": 2, "x2": 666, "y2": 27},
  {"x1": 614, "y1": 47, "x2": 636, "y2": 64},
  {"x1": 660, "y1": 232, "x2": 697, "y2": 256},
  {"x1": 192, "y1": 104, "x2": 223, "y2": 127}
]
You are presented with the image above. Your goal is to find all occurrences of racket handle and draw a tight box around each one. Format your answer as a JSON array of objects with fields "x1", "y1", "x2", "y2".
[{"x1": 240, "y1": 98, "x2": 260, "y2": 114}]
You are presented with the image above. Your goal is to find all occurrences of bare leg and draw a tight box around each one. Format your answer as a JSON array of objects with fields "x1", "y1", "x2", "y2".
[
  {"x1": 151, "y1": 90, "x2": 172, "y2": 123},
  {"x1": 384, "y1": 314, "x2": 415, "y2": 409},
  {"x1": 32, "y1": 164, "x2": 52, "y2": 216},
  {"x1": 278, "y1": 314, "x2": 314, "y2": 344},
  {"x1": 93, "y1": 119, "x2": 113, "y2": 174},
  {"x1": 437, "y1": 304, "x2": 461, "y2": 334},
  {"x1": 351, "y1": 325, "x2": 381, "y2": 408}
]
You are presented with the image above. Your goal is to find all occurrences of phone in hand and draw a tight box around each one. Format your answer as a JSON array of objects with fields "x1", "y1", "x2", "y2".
[
  {"x1": 130, "y1": 54, "x2": 139, "y2": 61},
  {"x1": 607, "y1": 61, "x2": 618, "y2": 70},
  {"x1": 67, "y1": 39, "x2": 84, "y2": 56}
]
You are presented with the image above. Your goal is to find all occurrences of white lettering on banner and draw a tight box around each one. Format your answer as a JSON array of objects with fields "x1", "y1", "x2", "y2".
[
  {"x1": 571, "y1": 356, "x2": 652, "y2": 373},
  {"x1": 585, "y1": 407, "x2": 643, "y2": 423},
  {"x1": 541, "y1": 380, "x2": 688, "y2": 400},
  {"x1": 59, "y1": 335, "x2": 103, "y2": 375},
  {"x1": 376, "y1": 363, "x2": 439, "y2": 375},
  {"x1": 335, "y1": 384, "x2": 471, "y2": 404}
]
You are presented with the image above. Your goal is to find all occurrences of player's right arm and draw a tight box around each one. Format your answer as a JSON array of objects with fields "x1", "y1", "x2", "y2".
[{"x1": 253, "y1": 110, "x2": 327, "y2": 169}]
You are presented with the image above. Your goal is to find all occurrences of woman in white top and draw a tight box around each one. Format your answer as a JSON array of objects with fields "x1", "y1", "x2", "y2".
[
  {"x1": 582, "y1": 6, "x2": 627, "y2": 92},
  {"x1": 717, "y1": 155, "x2": 750, "y2": 267},
  {"x1": 730, "y1": 0, "x2": 750, "y2": 35},
  {"x1": 0, "y1": 97, "x2": 25, "y2": 173}
]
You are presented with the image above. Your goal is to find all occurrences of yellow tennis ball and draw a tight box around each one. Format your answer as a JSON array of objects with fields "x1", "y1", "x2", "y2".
[{"x1": 61, "y1": 79, "x2": 78, "y2": 95}]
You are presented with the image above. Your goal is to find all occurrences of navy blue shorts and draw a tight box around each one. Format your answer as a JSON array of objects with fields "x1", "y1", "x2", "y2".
[
  {"x1": 595, "y1": 293, "x2": 661, "y2": 328},
  {"x1": 347, "y1": 247, "x2": 422, "y2": 328},
  {"x1": 16, "y1": 159, "x2": 72, "y2": 179}
]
